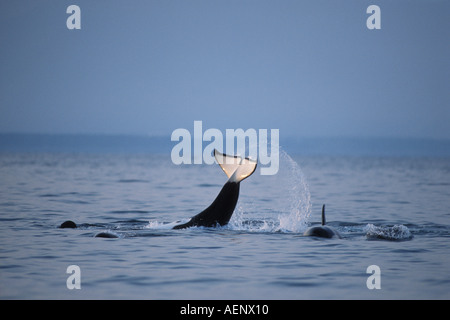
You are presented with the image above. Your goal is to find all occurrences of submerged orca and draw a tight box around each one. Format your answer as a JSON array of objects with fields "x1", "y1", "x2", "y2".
[
  {"x1": 59, "y1": 220, "x2": 77, "y2": 228},
  {"x1": 94, "y1": 232, "x2": 119, "y2": 238},
  {"x1": 173, "y1": 149, "x2": 257, "y2": 229},
  {"x1": 303, "y1": 205, "x2": 341, "y2": 238}
]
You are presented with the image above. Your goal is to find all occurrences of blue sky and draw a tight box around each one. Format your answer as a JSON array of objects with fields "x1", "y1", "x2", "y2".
[{"x1": 1, "y1": 0, "x2": 449, "y2": 139}]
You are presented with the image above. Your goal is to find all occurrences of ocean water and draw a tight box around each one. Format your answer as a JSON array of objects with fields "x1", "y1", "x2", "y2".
[{"x1": 0, "y1": 137, "x2": 449, "y2": 299}]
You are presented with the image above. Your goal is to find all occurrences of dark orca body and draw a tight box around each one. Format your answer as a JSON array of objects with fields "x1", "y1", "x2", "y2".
[
  {"x1": 59, "y1": 220, "x2": 77, "y2": 228},
  {"x1": 303, "y1": 205, "x2": 341, "y2": 239},
  {"x1": 173, "y1": 150, "x2": 257, "y2": 230},
  {"x1": 303, "y1": 225, "x2": 338, "y2": 238},
  {"x1": 173, "y1": 181, "x2": 240, "y2": 229},
  {"x1": 59, "y1": 220, "x2": 118, "y2": 238},
  {"x1": 95, "y1": 232, "x2": 119, "y2": 238}
]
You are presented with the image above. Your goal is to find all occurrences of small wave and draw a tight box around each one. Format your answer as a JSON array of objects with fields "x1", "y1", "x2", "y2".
[
  {"x1": 117, "y1": 179, "x2": 148, "y2": 183},
  {"x1": 197, "y1": 183, "x2": 221, "y2": 188},
  {"x1": 109, "y1": 210, "x2": 151, "y2": 214},
  {"x1": 364, "y1": 224, "x2": 413, "y2": 241},
  {"x1": 229, "y1": 218, "x2": 279, "y2": 233},
  {"x1": 146, "y1": 220, "x2": 186, "y2": 230},
  {"x1": 39, "y1": 192, "x2": 98, "y2": 197}
]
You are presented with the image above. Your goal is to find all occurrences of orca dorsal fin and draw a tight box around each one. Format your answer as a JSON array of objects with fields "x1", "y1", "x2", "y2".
[
  {"x1": 214, "y1": 149, "x2": 257, "y2": 183},
  {"x1": 321, "y1": 204, "x2": 326, "y2": 225}
]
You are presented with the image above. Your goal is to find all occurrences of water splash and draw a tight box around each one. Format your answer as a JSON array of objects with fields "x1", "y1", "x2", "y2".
[
  {"x1": 230, "y1": 148, "x2": 311, "y2": 233},
  {"x1": 364, "y1": 224, "x2": 413, "y2": 241},
  {"x1": 277, "y1": 150, "x2": 311, "y2": 232},
  {"x1": 146, "y1": 219, "x2": 186, "y2": 230}
]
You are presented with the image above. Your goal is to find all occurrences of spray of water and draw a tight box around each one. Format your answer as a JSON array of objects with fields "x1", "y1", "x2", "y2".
[
  {"x1": 230, "y1": 148, "x2": 311, "y2": 233},
  {"x1": 277, "y1": 150, "x2": 311, "y2": 232},
  {"x1": 364, "y1": 224, "x2": 413, "y2": 241}
]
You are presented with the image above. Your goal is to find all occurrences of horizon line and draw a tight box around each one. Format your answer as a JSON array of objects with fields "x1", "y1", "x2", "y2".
[{"x1": 1, "y1": 131, "x2": 449, "y2": 142}]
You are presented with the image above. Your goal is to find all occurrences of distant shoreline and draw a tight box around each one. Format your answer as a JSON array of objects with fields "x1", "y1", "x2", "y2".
[{"x1": 0, "y1": 133, "x2": 449, "y2": 157}]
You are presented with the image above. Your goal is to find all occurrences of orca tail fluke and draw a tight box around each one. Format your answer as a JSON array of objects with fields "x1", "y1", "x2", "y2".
[{"x1": 214, "y1": 149, "x2": 257, "y2": 183}]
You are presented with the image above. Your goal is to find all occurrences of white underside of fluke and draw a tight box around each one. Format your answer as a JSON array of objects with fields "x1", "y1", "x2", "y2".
[{"x1": 214, "y1": 149, "x2": 257, "y2": 183}]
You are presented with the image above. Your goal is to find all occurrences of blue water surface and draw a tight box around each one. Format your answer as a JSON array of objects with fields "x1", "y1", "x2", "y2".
[{"x1": 0, "y1": 135, "x2": 449, "y2": 299}]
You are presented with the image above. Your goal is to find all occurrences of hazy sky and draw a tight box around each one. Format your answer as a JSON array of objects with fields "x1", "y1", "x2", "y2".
[{"x1": 1, "y1": 0, "x2": 449, "y2": 139}]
